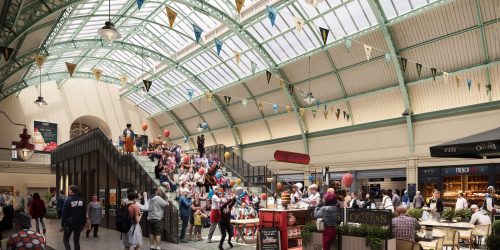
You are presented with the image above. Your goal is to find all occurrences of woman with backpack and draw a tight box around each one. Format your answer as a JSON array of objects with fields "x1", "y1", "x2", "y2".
[
  {"x1": 121, "y1": 190, "x2": 143, "y2": 250},
  {"x1": 29, "y1": 193, "x2": 46, "y2": 234},
  {"x1": 314, "y1": 192, "x2": 340, "y2": 250}
]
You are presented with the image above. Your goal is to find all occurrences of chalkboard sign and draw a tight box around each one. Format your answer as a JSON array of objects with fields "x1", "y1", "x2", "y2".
[
  {"x1": 346, "y1": 209, "x2": 392, "y2": 226},
  {"x1": 259, "y1": 228, "x2": 280, "y2": 250}
]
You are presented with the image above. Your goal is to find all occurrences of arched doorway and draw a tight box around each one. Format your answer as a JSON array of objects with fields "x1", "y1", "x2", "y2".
[{"x1": 70, "y1": 115, "x2": 112, "y2": 139}]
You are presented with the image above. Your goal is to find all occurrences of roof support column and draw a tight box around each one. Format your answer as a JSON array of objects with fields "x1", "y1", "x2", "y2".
[
  {"x1": 474, "y1": 0, "x2": 492, "y2": 102},
  {"x1": 369, "y1": 0, "x2": 415, "y2": 153}
]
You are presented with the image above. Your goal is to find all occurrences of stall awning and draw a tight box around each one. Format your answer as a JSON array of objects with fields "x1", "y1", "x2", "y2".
[{"x1": 430, "y1": 127, "x2": 500, "y2": 158}]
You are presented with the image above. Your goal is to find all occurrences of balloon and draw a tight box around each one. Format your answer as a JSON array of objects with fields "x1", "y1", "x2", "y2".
[
  {"x1": 216, "y1": 172, "x2": 222, "y2": 179},
  {"x1": 235, "y1": 178, "x2": 241, "y2": 185},
  {"x1": 198, "y1": 168, "x2": 205, "y2": 175},
  {"x1": 183, "y1": 155, "x2": 190, "y2": 164},
  {"x1": 277, "y1": 182, "x2": 283, "y2": 191},
  {"x1": 235, "y1": 187, "x2": 244, "y2": 196},
  {"x1": 308, "y1": 175, "x2": 314, "y2": 182},
  {"x1": 208, "y1": 188, "x2": 214, "y2": 199},
  {"x1": 163, "y1": 129, "x2": 170, "y2": 137},
  {"x1": 230, "y1": 180, "x2": 235, "y2": 187},
  {"x1": 141, "y1": 122, "x2": 148, "y2": 131},
  {"x1": 202, "y1": 122, "x2": 209, "y2": 129},
  {"x1": 261, "y1": 193, "x2": 267, "y2": 200},
  {"x1": 341, "y1": 173, "x2": 354, "y2": 188},
  {"x1": 183, "y1": 137, "x2": 189, "y2": 143},
  {"x1": 224, "y1": 152, "x2": 231, "y2": 160}
]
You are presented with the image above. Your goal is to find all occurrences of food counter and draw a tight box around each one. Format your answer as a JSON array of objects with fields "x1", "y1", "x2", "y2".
[{"x1": 258, "y1": 208, "x2": 310, "y2": 250}]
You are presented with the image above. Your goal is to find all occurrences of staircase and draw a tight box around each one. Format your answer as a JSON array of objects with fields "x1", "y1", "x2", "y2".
[{"x1": 51, "y1": 128, "x2": 179, "y2": 243}]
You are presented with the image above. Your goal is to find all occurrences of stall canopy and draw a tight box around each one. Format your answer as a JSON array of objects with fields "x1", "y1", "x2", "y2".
[{"x1": 430, "y1": 127, "x2": 500, "y2": 158}]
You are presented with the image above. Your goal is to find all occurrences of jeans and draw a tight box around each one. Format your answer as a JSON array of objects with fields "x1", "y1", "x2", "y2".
[
  {"x1": 219, "y1": 222, "x2": 233, "y2": 246},
  {"x1": 34, "y1": 217, "x2": 46, "y2": 233},
  {"x1": 180, "y1": 216, "x2": 189, "y2": 240},
  {"x1": 207, "y1": 222, "x2": 218, "y2": 240},
  {"x1": 86, "y1": 224, "x2": 99, "y2": 237},
  {"x1": 63, "y1": 226, "x2": 82, "y2": 250}
]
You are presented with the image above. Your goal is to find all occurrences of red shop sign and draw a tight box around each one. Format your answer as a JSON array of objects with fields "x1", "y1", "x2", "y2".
[{"x1": 274, "y1": 150, "x2": 310, "y2": 165}]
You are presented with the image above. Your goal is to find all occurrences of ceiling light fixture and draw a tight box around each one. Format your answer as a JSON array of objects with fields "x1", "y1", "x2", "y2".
[
  {"x1": 0, "y1": 111, "x2": 34, "y2": 161},
  {"x1": 303, "y1": 56, "x2": 316, "y2": 105},
  {"x1": 34, "y1": 67, "x2": 47, "y2": 108},
  {"x1": 98, "y1": 0, "x2": 121, "y2": 42}
]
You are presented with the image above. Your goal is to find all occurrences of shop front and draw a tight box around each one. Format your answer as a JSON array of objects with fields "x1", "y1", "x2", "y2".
[
  {"x1": 356, "y1": 168, "x2": 407, "y2": 201},
  {"x1": 418, "y1": 164, "x2": 499, "y2": 208}
]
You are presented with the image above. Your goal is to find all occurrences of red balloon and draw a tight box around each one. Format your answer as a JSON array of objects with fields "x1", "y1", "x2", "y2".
[
  {"x1": 277, "y1": 182, "x2": 283, "y2": 191},
  {"x1": 198, "y1": 168, "x2": 205, "y2": 175},
  {"x1": 141, "y1": 122, "x2": 148, "y2": 131},
  {"x1": 183, "y1": 155, "x2": 190, "y2": 164},
  {"x1": 163, "y1": 129, "x2": 170, "y2": 137},
  {"x1": 341, "y1": 173, "x2": 354, "y2": 188},
  {"x1": 261, "y1": 193, "x2": 267, "y2": 200}
]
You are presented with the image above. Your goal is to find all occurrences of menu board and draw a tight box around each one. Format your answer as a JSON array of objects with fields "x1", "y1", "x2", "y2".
[
  {"x1": 259, "y1": 228, "x2": 280, "y2": 250},
  {"x1": 33, "y1": 121, "x2": 58, "y2": 152}
]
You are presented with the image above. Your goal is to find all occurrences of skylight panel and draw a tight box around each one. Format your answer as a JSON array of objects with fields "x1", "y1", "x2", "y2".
[
  {"x1": 393, "y1": 0, "x2": 412, "y2": 16},
  {"x1": 379, "y1": 0, "x2": 398, "y2": 19},
  {"x1": 129, "y1": 93, "x2": 145, "y2": 104},
  {"x1": 346, "y1": 1, "x2": 371, "y2": 30}
]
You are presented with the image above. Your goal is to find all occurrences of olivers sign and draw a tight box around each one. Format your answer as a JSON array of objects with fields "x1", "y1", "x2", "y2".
[{"x1": 345, "y1": 209, "x2": 392, "y2": 226}]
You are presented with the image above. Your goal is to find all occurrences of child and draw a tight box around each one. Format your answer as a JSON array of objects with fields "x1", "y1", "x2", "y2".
[
  {"x1": 193, "y1": 209, "x2": 206, "y2": 241},
  {"x1": 160, "y1": 170, "x2": 171, "y2": 192}
]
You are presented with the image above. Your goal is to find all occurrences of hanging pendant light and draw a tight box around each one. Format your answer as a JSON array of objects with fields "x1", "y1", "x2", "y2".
[
  {"x1": 34, "y1": 68, "x2": 47, "y2": 108},
  {"x1": 98, "y1": 0, "x2": 121, "y2": 42},
  {"x1": 303, "y1": 56, "x2": 315, "y2": 105}
]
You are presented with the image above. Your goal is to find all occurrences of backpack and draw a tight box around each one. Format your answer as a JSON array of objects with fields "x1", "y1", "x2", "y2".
[{"x1": 116, "y1": 204, "x2": 134, "y2": 233}]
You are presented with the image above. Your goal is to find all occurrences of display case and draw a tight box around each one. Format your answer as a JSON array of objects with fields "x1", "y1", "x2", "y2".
[
  {"x1": 259, "y1": 209, "x2": 308, "y2": 250},
  {"x1": 442, "y1": 175, "x2": 489, "y2": 207}
]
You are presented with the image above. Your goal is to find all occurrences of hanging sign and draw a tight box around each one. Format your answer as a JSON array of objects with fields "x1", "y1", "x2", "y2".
[
  {"x1": 33, "y1": 121, "x2": 58, "y2": 152},
  {"x1": 274, "y1": 150, "x2": 310, "y2": 165}
]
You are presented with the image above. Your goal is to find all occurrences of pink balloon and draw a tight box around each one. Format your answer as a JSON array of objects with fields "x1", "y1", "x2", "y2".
[
  {"x1": 141, "y1": 122, "x2": 148, "y2": 131},
  {"x1": 341, "y1": 173, "x2": 354, "y2": 188},
  {"x1": 163, "y1": 129, "x2": 170, "y2": 137},
  {"x1": 261, "y1": 193, "x2": 267, "y2": 200}
]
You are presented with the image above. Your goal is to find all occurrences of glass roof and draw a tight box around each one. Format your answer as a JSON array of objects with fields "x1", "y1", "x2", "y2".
[{"x1": 39, "y1": 0, "x2": 438, "y2": 115}]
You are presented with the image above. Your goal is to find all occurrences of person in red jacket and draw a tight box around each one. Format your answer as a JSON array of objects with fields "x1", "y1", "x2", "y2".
[{"x1": 29, "y1": 193, "x2": 47, "y2": 234}]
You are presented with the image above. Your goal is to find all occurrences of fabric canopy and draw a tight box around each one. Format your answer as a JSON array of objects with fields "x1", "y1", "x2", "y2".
[{"x1": 430, "y1": 127, "x2": 500, "y2": 158}]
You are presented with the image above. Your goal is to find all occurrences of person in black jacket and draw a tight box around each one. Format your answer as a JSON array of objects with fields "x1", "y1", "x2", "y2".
[
  {"x1": 219, "y1": 196, "x2": 236, "y2": 250},
  {"x1": 62, "y1": 185, "x2": 85, "y2": 250}
]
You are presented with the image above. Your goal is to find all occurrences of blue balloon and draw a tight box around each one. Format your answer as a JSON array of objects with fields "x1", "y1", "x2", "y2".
[
  {"x1": 308, "y1": 175, "x2": 314, "y2": 182},
  {"x1": 208, "y1": 188, "x2": 214, "y2": 199},
  {"x1": 183, "y1": 137, "x2": 189, "y2": 143},
  {"x1": 202, "y1": 122, "x2": 209, "y2": 129},
  {"x1": 216, "y1": 172, "x2": 222, "y2": 179}
]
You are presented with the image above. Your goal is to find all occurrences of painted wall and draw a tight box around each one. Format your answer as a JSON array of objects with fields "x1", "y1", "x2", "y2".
[
  {"x1": 0, "y1": 79, "x2": 162, "y2": 149},
  {"x1": 0, "y1": 167, "x2": 55, "y2": 198}
]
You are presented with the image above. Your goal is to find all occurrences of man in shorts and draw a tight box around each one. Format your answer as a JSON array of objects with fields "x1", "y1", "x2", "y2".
[{"x1": 147, "y1": 187, "x2": 168, "y2": 250}]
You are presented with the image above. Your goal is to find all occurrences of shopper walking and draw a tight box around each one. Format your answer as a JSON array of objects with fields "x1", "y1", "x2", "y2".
[
  {"x1": 207, "y1": 186, "x2": 221, "y2": 243},
  {"x1": 85, "y1": 194, "x2": 102, "y2": 238},
  {"x1": 179, "y1": 188, "x2": 192, "y2": 243},
  {"x1": 62, "y1": 185, "x2": 86, "y2": 250},
  {"x1": 401, "y1": 190, "x2": 410, "y2": 208},
  {"x1": 12, "y1": 190, "x2": 25, "y2": 214},
  {"x1": 390, "y1": 190, "x2": 401, "y2": 208},
  {"x1": 29, "y1": 193, "x2": 46, "y2": 234},
  {"x1": 147, "y1": 187, "x2": 168, "y2": 250},
  {"x1": 314, "y1": 192, "x2": 339, "y2": 250},
  {"x1": 219, "y1": 196, "x2": 237, "y2": 250},
  {"x1": 413, "y1": 191, "x2": 424, "y2": 209},
  {"x1": 122, "y1": 189, "x2": 143, "y2": 250},
  {"x1": 455, "y1": 191, "x2": 468, "y2": 211}
]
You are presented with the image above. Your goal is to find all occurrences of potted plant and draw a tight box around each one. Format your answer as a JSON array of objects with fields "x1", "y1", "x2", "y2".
[
  {"x1": 301, "y1": 223, "x2": 317, "y2": 245},
  {"x1": 485, "y1": 235, "x2": 500, "y2": 250},
  {"x1": 441, "y1": 208, "x2": 455, "y2": 221},
  {"x1": 407, "y1": 208, "x2": 423, "y2": 220},
  {"x1": 338, "y1": 224, "x2": 394, "y2": 250},
  {"x1": 493, "y1": 220, "x2": 500, "y2": 236},
  {"x1": 454, "y1": 209, "x2": 472, "y2": 222}
]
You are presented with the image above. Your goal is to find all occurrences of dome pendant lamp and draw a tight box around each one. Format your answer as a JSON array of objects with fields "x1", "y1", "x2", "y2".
[
  {"x1": 303, "y1": 56, "x2": 316, "y2": 105},
  {"x1": 34, "y1": 68, "x2": 47, "y2": 108},
  {"x1": 98, "y1": 0, "x2": 121, "y2": 42}
]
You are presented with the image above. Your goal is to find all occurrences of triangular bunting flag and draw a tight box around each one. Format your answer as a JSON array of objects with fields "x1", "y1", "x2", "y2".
[
  {"x1": 299, "y1": 108, "x2": 305, "y2": 117},
  {"x1": 443, "y1": 72, "x2": 449, "y2": 84},
  {"x1": 323, "y1": 109, "x2": 328, "y2": 119},
  {"x1": 272, "y1": 104, "x2": 279, "y2": 113},
  {"x1": 143, "y1": 80, "x2": 152, "y2": 92},
  {"x1": 401, "y1": 58, "x2": 408, "y2": 72},
  {"x1": 92, "y1": 68, "x2": 102, "y2": 82},
  {"x1": 287, "y1": 84, "x2": 294, "y2": 93},
  {"x1": 467, "y1": 79, "x2": 472, "y2": 91},
  {"x1": 224, "y1": 96, "x2": 231, "y2": 105},
  {"x1": 363, "y1": 44, "x2": 372, "y2": 61},
  {"x1": 235, "y1": 0, "x2": 245, "y2": 15},
  {"x1": 486, "y1": 84, "x2": 492, "y2": 94},
  {"x1": 343, "y1": 111, "x2": 347, "y2": 119},
  {"x1": 384, "y1": 53, "x2": 391, "y2": 63},
  {"x1": 346, "y1": 114, "x2": 350, "y2": 121},
  {"x1": 193, "y1": 24, "x2": 203, "y2": 44},
  {"x1": 477, "y1": 82, "x2": 481, "y2": 92},
  {"x1": 257, "y1": 102, "x2": 263, "y2": 111},
  {"x1": 251, "y1": 62, "x2": 257, "y2": 75},
  {"x1": 286, "y1": 106, "x2": 292, "y2": 113},
  {"x1": 205, "y1": 92, "x2": 213, "y2": 102},
  {"x1": 120, "y1": 75, "x2": 128, "y2": 86},
  {"x1": 1, "y1": 46, "x2": 14, "y2": 61},
  {"x1": 416, "y1": 63, "x2": 422, "y2": 77},
  {"x1": 431, "y1": 68, "x2": 437, "y2": 81},
  {"x1": 166, "y1": 7, "x2": 177, "y2": 28},
  {"x1": 279, "y1": 79, "x2": 285, "y2": 87},
  {"x1": 187, "y1": 89, "x2": 194, "y2": 100},
  {"x1": 335, "y1": 108, "x2": 340, "y2": 120},
  {"x1": 455, "y1": 76, "x2": 460, "y2": 89},
  {"x1": 234, "y1": 52, "x2": 241, "y2": 65},
  {"x1": 312, "y1": 109, "x2": 317, "y2": 119},
  {"x1": 215, "y1": 39, "x2": 223, "y2": 56},
  {"x1": 136, "y1": 0, "x2": 144, "y2": 9},
  {"x1": 34, "y1": 55, "x2": 45, "y2": 69},
  {"x1": 344, "y1": 37, "x2": 353, "y2": 52},
  {"x1": 266, "y1": 6, "x2": 277, "y2": 27},
  {"x1": 266, "y1": 70, "x2": 272, "y2": 84},
  {"x1": 294, "y1": 16, "x2": 304, "y2": 33},
  {"x1": 65, "y1": 62, "x2": 77, "y2": 77},
  {"x1": 319, "y1": 27, "x2": 329, "y2": 47}
]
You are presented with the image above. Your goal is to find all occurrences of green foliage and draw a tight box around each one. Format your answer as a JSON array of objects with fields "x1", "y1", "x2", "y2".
[
  {"x1": 45, "y1": 208, "x2": 58, "y2": 219},
  {"x1": 366, "y1": 236, "x2": 384, "y2": 250},
  {"x1": 454, "y1": 209, "x2": 472, "y2": 222},
  {"x1": 441, "y1": 208, "x2": 455, "y2": 221},
  {"x1": 43, "y1": 192, "x2": 52, "y2": 205},
  {"x1": 485, "y1": 235, "x2": 500, "y2": 250},
  {"x1": 493, "y1": 220, "x2": 500, "y2": 235},
  {"x1": 338, "y1": 223, "x2": 391, "y2": 250},
  {"x1": 407, "y1": 208, "x2": 423, "y2": 220},
  {"x1": 301, "y1": 223, "x2": 317, "y2": 245}
]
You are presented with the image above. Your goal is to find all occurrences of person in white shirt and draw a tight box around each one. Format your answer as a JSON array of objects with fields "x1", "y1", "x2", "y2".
[
  {"x1": 455, "y1": 191, "x2": 468, "y2": 211},
  {"x1": 290, "y1": 183, "x2": 303, "y2": 204},
  {"x1": 469, "y1": 205, "x2": 491, "y2": 225},
  {"x1": 207, "y1": 186, "x2": 221, "y2": 243},
  {"x1": 302, "y1": 184, "x2": 320, "y2": 207},
  {"x1": 380, "y1": 190, "x2": 394, "y2": 212}
]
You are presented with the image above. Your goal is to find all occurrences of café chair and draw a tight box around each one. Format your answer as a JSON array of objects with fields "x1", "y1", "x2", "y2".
[
  {"x1": 457, "y1": 229, "x2": 473, "y2": 250},
  {"x1": 419, "y1": 236, "x2": 444, "y2": 250},
  {"x1": 438, "y1": 228, "x2": 460, "y2": 250},
  {"x1": 471, "y1": 224, "x2": 491, "y2": 248},
  {"x1": 396, "y1": 238, "x2": 419, "y2": 250}
]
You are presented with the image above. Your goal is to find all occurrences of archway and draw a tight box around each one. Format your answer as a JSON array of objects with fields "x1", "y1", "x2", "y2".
[{"x1": 70, "y1": 115, "x2": 112, "y2": 139}]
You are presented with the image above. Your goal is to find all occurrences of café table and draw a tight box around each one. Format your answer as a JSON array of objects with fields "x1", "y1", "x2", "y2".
[
  {"x1": 230, "y1": 218, "x2": 259, "y2": 244},
  {"x1": 420, "y1": 220, "x2": 475, "y2": 230}
]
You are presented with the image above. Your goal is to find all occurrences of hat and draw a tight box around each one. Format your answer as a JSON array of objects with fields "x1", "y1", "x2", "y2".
[
  {"x1": 294, "y1": 183, "x2": 303, "y2": 190},
  {"x1": 309, "y1": 184, "x2": 318, "y2": 190},
  {"x1": 470, "y1": 205, "x2": 479, "y2": 210},
  {"x1": 13, "y1": 212, "x2": 32, "y2": 228},
  {"x1": 324, "y1": 192, "x2": 337, "y2": 203}
]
